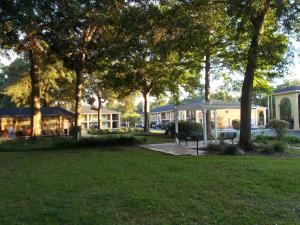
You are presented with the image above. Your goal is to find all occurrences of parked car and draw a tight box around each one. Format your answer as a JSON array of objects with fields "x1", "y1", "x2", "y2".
[
  {"x1": 135, "y1": 124, "x2": 144, "y2": 128},
  {"x1": 150, "y1": 122, "x2": 157, "y2": 128}
]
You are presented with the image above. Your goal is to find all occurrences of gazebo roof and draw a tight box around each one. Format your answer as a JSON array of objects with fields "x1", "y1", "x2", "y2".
[
  {"x1": 176, "y1": 99, "x2": 266, "y2": 110},
  {"x1": 273, "y1": 85, "x2": 300, "y2": 95}
]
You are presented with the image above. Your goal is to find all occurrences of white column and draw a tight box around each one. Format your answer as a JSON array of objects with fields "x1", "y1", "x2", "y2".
[
  {"x1": 183, "y1": 111, "x2": 187, "y2": 121},
  {"x1": 267, "y1": 95, "x2": 270, "y2": 121},
  {"x1": 263, "y1": 109, "x2": 267, "y2": 126},
  {"x1": 175, "y1": 107, "x2": 179, "y2": 143},
  {"x1": 87, "y1": 114, "x2": 89, "y2": 129},
  {"x1": 275, "y1": 96, "x2": 280, "y2": 120},
  {"x1": 110, "y1": 114, "x2": 113, "y2": 129},
  {"x1": 253, "y1": 109, "x2": 256, "y2": 127},
  {"x1": 118, "y1": 113, "x2": 121, "y2": 128},
  {"x1": 202, "y1": 109, "x2": 207, "y2": 147},
  {"x1": 294, "y1": 94, "x2": 299, "y2": 129},
  {"x1": 214, "y1": 109, "x2": 218, "y2": 138}
]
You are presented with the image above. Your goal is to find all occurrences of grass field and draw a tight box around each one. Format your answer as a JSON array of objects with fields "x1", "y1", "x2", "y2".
[{"x1": 1, "y1": 145, "x2": 300, "y2": 225}]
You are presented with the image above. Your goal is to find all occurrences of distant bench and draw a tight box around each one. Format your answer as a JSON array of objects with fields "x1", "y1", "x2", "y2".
[
  {"x1": 175, "y1": 131, "x2": 203, "y2": 155},
  {"x1": 218, "y1": 131, "x2": 237, "y2": 144}
]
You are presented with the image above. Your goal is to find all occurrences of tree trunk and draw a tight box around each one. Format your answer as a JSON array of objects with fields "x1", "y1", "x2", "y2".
[
  {"x1": 28, "y1": 50, "x2": 42, "y2": 137},
  {"x1": 74, "y1": 64, "x2": 83, "y2": 140},
  {"x1": 143, "y1": 91, "x2": 150, "y2": 133},
  {"x1": 239, "y1": 0, "x2": 270, "y2": 150},
  {"x1": 205, "y1": 51, "x2": 212, "y2": 137}
]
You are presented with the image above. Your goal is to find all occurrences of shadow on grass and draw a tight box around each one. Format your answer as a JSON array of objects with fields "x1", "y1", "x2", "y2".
[{"x1": 0, "y1": 135, "x2": 143, "y2": 152}]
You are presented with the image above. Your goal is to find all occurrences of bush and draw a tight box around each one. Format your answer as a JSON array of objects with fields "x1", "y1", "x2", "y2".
[
  {"x1": 104, "y1": 128, "x2": 112, "y2": 133},
  {"x1": 268, "y1": 119, "x2": 288, "y2": 138},
  {"x1": 53, "y1": 135, "x2": 141, "y2": 149},
  {"x1": 15, "y1": 130, "x2": 24, "y2": 137},
  {"x1": 274, "y1": 141, "x2": 287, "y2": 152},
  {"x1": 166, "y1": 121, "x2": 202, "y2": 136},
  {"x1": 223, "y1": 144, "x2": 244, "y2": 155},
  {"x1": 254, "y1": 135, "x2": 276, "y2": 144},
  {"x1": 206, "y1": 143, "x2": 222, "y2": 152},
  {"x1": 232, "y1": 119, "x2": 240, "y2": 130},
  {"x1": 261, "y1": 141, "x2": 287, "y2": 154},
  {"x1": 262, "y1": 144, "x2": 274, "y2": 154},
  {"x1": 205, "y1": 142, "x2": 244, "y2": 155},
  {"x1": 283, "y1": 135, "x2": 300, "y2": 144}
]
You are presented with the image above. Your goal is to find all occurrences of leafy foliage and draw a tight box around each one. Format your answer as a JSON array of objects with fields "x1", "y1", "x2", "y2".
[
  {"x1": 232, "y1": 119, "x2": 240, "y2": 130},
  {"x1": 279, "y1": 97, "x2": 292, "y2": 122},
  {"x1": 0, "y1": 58, "x2": 75, "y2": 107},
  {"x1": 268, "y1": 119, "x2": 289, "y2": 138},
  {"x1": 166, "y1": 121, "x2": 202, "y2": 136},
  {"x1": 262, "y1": 141, "x2": 287, "y2": 154}
]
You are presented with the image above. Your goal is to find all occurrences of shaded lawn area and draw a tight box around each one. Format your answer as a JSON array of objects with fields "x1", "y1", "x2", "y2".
[
  {"x1": 89, "y1": 132, "x2": 174, "y2": 144},
  {"x1": 0, "y1": 147, "x2": 300, "y2": 225},
  {"x1": 0, "y1": 133, "x2": 173, "y2": 151},
  {"x1": 135, "y1": 133, "x2": 174, "y2": 144}
]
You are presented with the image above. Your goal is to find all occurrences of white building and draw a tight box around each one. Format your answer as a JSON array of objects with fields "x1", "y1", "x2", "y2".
[{"x1": 81, "y1": 106, "x2": 121, "y2": 129}]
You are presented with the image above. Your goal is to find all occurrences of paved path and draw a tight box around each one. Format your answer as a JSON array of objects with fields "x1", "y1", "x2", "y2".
[{"x1": 140, "y1": 142, "x2": 206, "y2": 156}]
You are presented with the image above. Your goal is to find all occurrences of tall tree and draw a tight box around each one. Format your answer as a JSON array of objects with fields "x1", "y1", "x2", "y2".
[
  {"x1": 84, "y1": 70, "x2": 115, "y2": 130},
  {"x1": 227, "y1": 0, "x2": 299, "y2": 150},
  {"x1": 46, "y1": 0, "x2": 123, "y2": 138},
  {"x1": 166, "y1": 0, "x2": 231, "y2": 137},
  {"x1": 0, "y1": 1, "x2": 51, "y2": 136},
  {"x1": 109, "y1": 2, "x2": 200, "y2": 132}
]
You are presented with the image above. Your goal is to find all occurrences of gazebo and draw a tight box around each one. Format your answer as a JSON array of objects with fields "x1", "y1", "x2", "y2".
[{"x1": 174, "y1": 100, "x2": 267, "y2": 146}]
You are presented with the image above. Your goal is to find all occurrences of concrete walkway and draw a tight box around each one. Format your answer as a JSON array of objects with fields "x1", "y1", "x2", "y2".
[{"x1": 140, "y1": 142, "x2": 206, "y2": 156}]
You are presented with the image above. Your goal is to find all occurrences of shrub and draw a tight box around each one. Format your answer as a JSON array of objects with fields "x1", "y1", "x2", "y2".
[
  {"x1": 262, "y1": 144, "x2": 274, "y2": 154},
  {"x1": 206, "y1": 142, "x2": 244, "y2": 155},
  {"x1": 53, "y1": 135, "x2": 141, "y2": 149},
  {"x1": 254, "y1": 135, "x2": 275, "y2": 144},
  {"x1": 205, "y1": 143, "x2": 222, "y2": 152},
  {"x1": 283, "y1": 135, "x2": 300, "y2": 144},
  {"x1": 261, "y1": 141, "x2": 287, "y2": 154},
  {"x1": 274, "y1": 141, "x2": 287, "y2": 152},
  {"x1": 223, "y1": 144, "x2": 244, "y2": 155},
  {"x1": 268, "y1": 119, "x2": 288, "y2": 138},
  {"x1": 232, "y1": 119, "x2": 240, "y2": 130},
  {"x1": 166, "y1": 121, "x2": 202, "y2": 136},
  {"x1": 15, "y1": 131, "x2": 24, "y2": 137},
  {"x1": 104, "y1": 128, "x2": 112, "y2": 133},
  {"x1": 116, "y1": 128, "x2": 125, "y2": 133}
]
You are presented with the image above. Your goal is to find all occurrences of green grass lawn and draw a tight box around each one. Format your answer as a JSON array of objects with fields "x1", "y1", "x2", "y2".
[{"x1": 1, "y1": 146, "x2": 300, "y2": 225}]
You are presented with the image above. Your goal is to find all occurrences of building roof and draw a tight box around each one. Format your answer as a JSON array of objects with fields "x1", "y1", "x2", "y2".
[
  {"x1": 273, "y1": 85, "x2": 300, "y2": 94},
  {"x1": 151, "y1": 104, "x2": 175, "y2": 113},
  {"x1": 81, "y1": 105, "x2": 120, "y2": 114},
  {"x1": 176, "y1": 98, "x2": 204, "y2": 110},
  {"x1": 153, "y1": 98, "x2": 266, "y2": 112},
  {"x1": 0, "y1": 107, "x2": 74, "y2": 118}
]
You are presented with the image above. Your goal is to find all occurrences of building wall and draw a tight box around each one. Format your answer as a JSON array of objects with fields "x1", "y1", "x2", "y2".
[
  {"x1": 274, "y1": 92, "x2": 300, "y2": 129},
  {"x1": 210, "y1": 108, "x2": 265, "y2": 129},
  {"x1": 150, "y1": 111, "x2": 174, "y2": 123},
  {"x1": 0, "y1": 116, "x2": 72, "y2": 135},
  {"x1": 81, "y1": 113, "x2": 121, "y2": 129}
]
